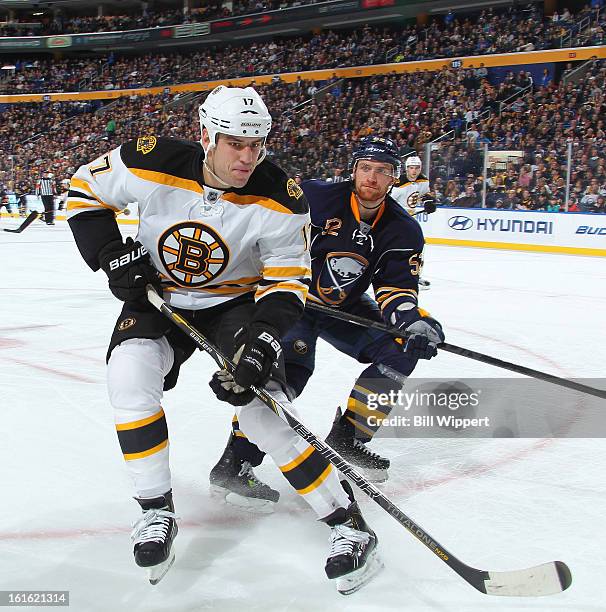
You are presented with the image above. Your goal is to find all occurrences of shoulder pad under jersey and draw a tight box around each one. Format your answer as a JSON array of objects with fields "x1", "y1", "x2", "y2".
[
  {"x1": 233, "y1": 158, "x2": 309, "y2": 214},
  {"x1": 120, "y1": 136, "x2": 203, "y2": 182}
]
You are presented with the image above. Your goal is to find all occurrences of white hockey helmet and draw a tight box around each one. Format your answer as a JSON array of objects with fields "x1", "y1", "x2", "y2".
[
  {"x1": 199, "y1": 85, "x2": 272, "y2": 153},
  {"x1": 405, "y1": 155, "x2": 422, "y2": 168}
]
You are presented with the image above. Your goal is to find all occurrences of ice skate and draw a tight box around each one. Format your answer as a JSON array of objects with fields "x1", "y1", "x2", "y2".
[
  {"x1": 131, "y1": 491, "x2": 178, "y2": 585},
  {"x1": 325, "y1": 408, "x2": 390, "y2": 482},
  {"x1": 324, "y1": 483, "x2": 383, "y2": 595},
  {"x1": 209, "y1": 438, "x2": 279, "y2": 513}
]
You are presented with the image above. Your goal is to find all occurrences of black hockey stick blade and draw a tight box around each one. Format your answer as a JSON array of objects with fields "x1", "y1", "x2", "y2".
[
  {"x1": 146, "y1": 285, "x2": 572, "y2": 598},
  {"x1": 306, "y1": 301, "x2": 606, "y2": 400},
  {"x1": 3, "y1": 211, "x2": 40, "y2": 233}
]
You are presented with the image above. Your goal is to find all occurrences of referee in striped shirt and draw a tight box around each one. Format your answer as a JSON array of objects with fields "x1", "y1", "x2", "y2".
[{"x1": 36, "y1": 172, "x2": 56, "y2": 225}]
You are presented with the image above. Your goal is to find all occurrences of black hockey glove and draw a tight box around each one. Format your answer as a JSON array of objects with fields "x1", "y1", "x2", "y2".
[
  {"x1": 98, "y1": 237, "x2": 160, "y2": 302},
  {"x1": 393, "y1": 304, "x2": 445, "y2": 360},
  {"x1": 421, "y1": 194, "x2": 437, "y2": 214},
  {"x1": 209, "y1": 322, "x2": 282, "y2": 406},
  {"x1": 209, "y1": 370, "x2": 256, "y2": 406},
  {"x1": 233, "y1": 322, "x2": 282, "y2": 389}
]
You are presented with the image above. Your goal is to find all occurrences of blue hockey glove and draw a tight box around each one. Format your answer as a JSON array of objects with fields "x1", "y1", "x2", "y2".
[{"x1": 393, "y1": 304, "x2": 445, "y2": 360}]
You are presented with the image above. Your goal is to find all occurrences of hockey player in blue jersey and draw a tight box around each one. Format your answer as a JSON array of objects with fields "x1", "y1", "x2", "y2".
[{"x1": 209, "y1": 136, "x2": 445, "y2": 507}]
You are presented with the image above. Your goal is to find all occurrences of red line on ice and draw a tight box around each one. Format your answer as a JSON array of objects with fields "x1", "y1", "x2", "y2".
[
  {"x1": 0, "y1": 328, "x2": 574, "y2": 541},
  {"x1": 6, "y1": 357, "x2": 99, "y2": 383}
]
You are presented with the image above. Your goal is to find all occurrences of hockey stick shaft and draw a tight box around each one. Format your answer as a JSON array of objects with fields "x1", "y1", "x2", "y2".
[
  {"x1": 306, "y1": 301, "x2": 606, "y2": 400},
  {"x1": 3, "y1": 211, "x2": 40, "y2": 233},
  {"x1": 146, "y1": 285, "x2": 571, "y2": 596}
]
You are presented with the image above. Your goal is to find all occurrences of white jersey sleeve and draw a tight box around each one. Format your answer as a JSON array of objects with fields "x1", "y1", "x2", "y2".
[
  {"x1": 256, "y1": 214, "x2": 311, "y2": 306},
  {"x1": 67, "y1": 146, "x2": 134, "y2": 217}
]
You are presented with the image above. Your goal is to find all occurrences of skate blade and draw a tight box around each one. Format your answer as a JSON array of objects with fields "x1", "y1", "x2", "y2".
[
  {"x1": 362, "y1": 468, "x2": 389, "y2": 483},
  {"x1": 335, "y1": 549, "x2": 384, "y2": 596},
  {"x1": 147, "y1": 550, "x2": 175, "y2": 585},
  {"x1": 209, "y1": 484, "x2": 275, "y2": 514}
]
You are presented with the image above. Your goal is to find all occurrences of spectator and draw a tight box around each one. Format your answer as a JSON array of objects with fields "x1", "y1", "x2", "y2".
[
  {"x1": 105, "y1": 118, "x2": 116, "y2": 141},
  {"x1": 456, "y1": 185, "x2": 480, "y2": 207}
]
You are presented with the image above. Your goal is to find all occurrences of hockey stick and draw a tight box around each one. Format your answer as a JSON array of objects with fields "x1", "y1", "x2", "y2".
[
  {"x1": 306, "y1": 301, "x2": 606, "y2": 400},
  {"x1": 146, "y1": 284, "x2": 572, "y2": 597},
  {"x1": 3, "y1": 211, "x2": 40, "y2": 233}
]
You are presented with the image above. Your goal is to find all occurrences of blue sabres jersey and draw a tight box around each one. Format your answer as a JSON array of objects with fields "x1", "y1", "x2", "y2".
[{"x1": 302, "y1": 180, "x2": 424, "y2": 323}]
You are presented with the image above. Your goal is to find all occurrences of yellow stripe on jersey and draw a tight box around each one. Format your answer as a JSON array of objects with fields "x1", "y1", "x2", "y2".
[
  {"x1": 376, "y1": 288, "x2": 418, "y2": 303},
  {"x1": 221, "y1": 192, "x2": 294, "y2": 215},
  {"x1": 280, "y1": 445, "x2": 316, "y2": 473},
  {"x1": 69, "y1": 178, "x2": 117, "y2": 210},
  {"x1": 70, "y1": 177, "x2": 103, "y2": 200},
  {"x1": 129, "y1": 168, "x2": 204, "y2": 194},
  {"x1": 116, "y1": 408, "x2": 165, "y2": 431},
  {"x1": 263, "y1": 266, "x2": 311, "y2": 279},
  {"x1": 123, "y1": 439, "x2": 168, "y2": 461},
  {"x1": 380, "y1": 292, "x2": 417, "y2": 311},
  {"x1": 67, "y1": 199, "x2": 120, "y2": 212},
  {"x1": 346, "y1": 397, "x2": 380, "y2": 420},
  {"x1": 164, "y1": 285, "x2": 255, "y2": 296},
  {"x1": 353, "y1": 383, "x2": 375, "y2": 397},
  {"x1": 297, "y1": 464, "x2": 333, "y2": 495},
  {"x1": 345, "y1": 416, "x2": 376, "y2": 438},
  {"x1": 255, "y1": 281, "x2": 309, "y2": 300}
]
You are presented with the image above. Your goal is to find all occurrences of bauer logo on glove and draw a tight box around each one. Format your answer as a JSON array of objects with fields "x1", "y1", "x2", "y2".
[
  {"x1": 107, "y1": 244, "x2": 148, "y2": 271},
  {"x1": 99, "y1": 237, "x2": 160, "y2": 302}
]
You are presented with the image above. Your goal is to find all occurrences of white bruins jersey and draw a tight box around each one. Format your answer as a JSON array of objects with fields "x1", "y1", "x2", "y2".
[
  {"x1": 67, "y1": 136, "x2": 311, "y2": 311},
  {"x1": 390, "y1": 174, "x2": 430, "y2": 214}
]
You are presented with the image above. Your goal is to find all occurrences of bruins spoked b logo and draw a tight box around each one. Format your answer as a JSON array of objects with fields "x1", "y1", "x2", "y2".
[{"x1": 159, "y1": 222, "x2": 229, "y2": 287}]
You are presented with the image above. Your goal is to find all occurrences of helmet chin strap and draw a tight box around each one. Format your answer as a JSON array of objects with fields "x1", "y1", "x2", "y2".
[
  {"x1": 201, "y1": 142, "x2": 233, "y2": 189},
  {"x1": 201, "y1": 139, "x2": 267, "y2": 189}
]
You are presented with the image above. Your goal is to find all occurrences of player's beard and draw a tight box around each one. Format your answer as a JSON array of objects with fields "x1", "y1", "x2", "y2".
[{"x1": 356, "y1": 184, "x2": 387, "y2": 206}]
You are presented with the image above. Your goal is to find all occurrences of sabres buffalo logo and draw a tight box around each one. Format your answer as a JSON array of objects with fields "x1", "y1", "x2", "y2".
[
  {"x1": 293, "y1": 339, "x2": 308, "y2": 354},
  {"x1": 317, "y1": 252, "x2": 368, "y2": 305},
  {"x1": 159, "y1": 221, "x2": 229, "y2": 287}
]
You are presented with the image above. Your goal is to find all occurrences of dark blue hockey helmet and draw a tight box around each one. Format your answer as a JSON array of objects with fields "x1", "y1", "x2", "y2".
[{"x1": 351, "y1": 136, "x2": 401, "y2": 178}]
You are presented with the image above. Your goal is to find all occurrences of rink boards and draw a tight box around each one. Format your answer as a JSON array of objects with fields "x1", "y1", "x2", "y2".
[
  {"x1": 415, "y1": 208, "x2": 606, "y2": 257},
  {"x1": 3, "y1": 204, "x2": 605, "y2": 256}
]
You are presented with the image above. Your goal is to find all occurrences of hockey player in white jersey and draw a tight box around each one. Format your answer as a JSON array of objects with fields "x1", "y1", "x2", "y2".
[
  {"x1": 391, "y1": 155, "x2": 434, "y2": 288},
  {"x1": 67, "y1": 85, "x2": 380, "y2": 593},
  {"x1": 390, "y1": 155, "x2": 431, "y2": 214}
]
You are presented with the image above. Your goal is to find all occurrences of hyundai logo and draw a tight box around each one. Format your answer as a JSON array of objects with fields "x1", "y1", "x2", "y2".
[{"x1": 448, "y1": 215, "x2": 473, "y2": 230}]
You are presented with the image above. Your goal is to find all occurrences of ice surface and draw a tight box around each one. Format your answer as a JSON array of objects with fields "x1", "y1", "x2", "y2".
[{"x1": 1, "y1": 218, "x2": 605, "y2": 611}]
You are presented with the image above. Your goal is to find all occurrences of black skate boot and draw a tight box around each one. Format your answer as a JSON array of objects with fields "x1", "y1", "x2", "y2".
[
  {"x1": 325, "y1": 408, "x2": 390, "y2": 482},
  {"x1": 323, "y1": 481, "x2": 383, "y2": 595},
  {"x1": 131, "y1": 490, "x2": 178, "y2": 585},
  {"x1": 209, "y1": 437, "x2": 279, "y2": 513}
]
